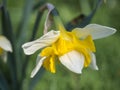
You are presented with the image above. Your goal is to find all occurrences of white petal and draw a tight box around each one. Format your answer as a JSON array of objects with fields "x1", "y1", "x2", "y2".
[
  {"x1": 22, "y1": 30, "x2": 60, "y2": 55},
  {"x1": 30, "y1": 56, "x2": 46, "y2": 78},
  {"x1": 89, "y1": 53, "x2": 98, "y2": 70},
  {"x1": 59, "y1": 50, "x2": 84, "y2": 74},
  {"x1": 43, "y1": 4, "x2": 54, "y2": 34},
  {"x1": 73, "y1": 24, "x2": 116, "y2": 40},
  {"x1": 46, "y1": 3, "x2": 55, "y2": 11},
  {"x1": 0, "y1": 35, "x2": 12, "y2": 52}
]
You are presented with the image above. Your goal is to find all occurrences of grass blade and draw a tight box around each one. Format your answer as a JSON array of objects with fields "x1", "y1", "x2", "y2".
[
  {"x1": 29, "y1": 67, "x2": 45, "y2": 90},
  {"x1": 0, "y1": 71, "x2": 9, "y2": 90},
  {"x1": 65, "y1": 0, "x2": 102, "y2": 31},
  {"x1": 1, "y1": 5, "x2": 18, "y2": 90}
]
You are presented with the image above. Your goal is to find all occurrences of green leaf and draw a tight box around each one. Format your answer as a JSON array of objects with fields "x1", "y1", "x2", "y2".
[
  {"x1": 65, "y1": 0, "x2": 102, "y2": 30},
  {"x1": 2, "y1": 0, "x2": 7, "y2": 8},
  {"x1": 33, "y1": 0, "x2": 46, "y2": 11},
  {"x1": 20, "y1": 3, "x2": 45, "y2": 89},
  {"x1": 0, "y1": 5, "x2": 2, "y2": 10},
  {"x1": 21, "y1": 11, "x2": 44, "y2": 77},
  {"x1": 16, "y1": 0, "x2": 34, "y2": 44},
  {"x1": 30, "y1": 11, "x2": 44, "y2": 41},
  {"x1": 15, "y1": 0, "x2": 34, "y2": 85},
  {"x1": 0, "y1": 71, "x2": 9, "y2": 90},
  {"x1": 28, "y1": 67, "x2": 45, "y2": 90},
  {"x1": 1, "y1": 4, "x2": 18, "y2": 90},
  {"x1": 22, "y1": 12, "x2": 43, "y2": 75}
]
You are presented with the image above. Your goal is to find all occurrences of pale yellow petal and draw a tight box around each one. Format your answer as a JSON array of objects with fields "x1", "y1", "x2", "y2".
[
  {"x1": 31, "y1": 56, "x2": 46, "y2": 78},
  {"x1": 59, "y1": 50, "x2": 84, "y2": 74},
  {"x1": 89, "y1": 53, "x2": 99, "y2": 70},
  {"x1": 0, "y1": 35, "x2": 12, "y2": 52},
  {"x1": 22, "y1": 30, "x2": 60, "y2": 55},
  {"x1": 44, "y1": 3, "x2": 54, "y2": 34},
  {"x1": 72, "y1": 24, "x2": 116, "y2": 40}
]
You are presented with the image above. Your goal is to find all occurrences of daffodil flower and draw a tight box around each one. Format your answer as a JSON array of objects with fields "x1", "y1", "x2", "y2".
[
  {"x1": 0, "y1": 35, "x2": 12, "y2": 62},
  {"x1": 22, "y1": 23, "x2": 116, "y2": 78}
]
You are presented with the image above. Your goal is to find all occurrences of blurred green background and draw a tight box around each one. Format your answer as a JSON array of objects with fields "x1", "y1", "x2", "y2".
[{"x1": 0, "y1": 0, "x2": 120, "y2": 90}]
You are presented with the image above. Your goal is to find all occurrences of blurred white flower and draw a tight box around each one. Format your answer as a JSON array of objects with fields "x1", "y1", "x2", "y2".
[{"x1": 0, "y1": 35, "x2": 12, "y2": 62}]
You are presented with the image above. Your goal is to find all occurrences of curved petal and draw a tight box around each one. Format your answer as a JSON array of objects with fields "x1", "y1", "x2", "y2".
[
  {"x1": 22, "y1": 30, "x2": 60, "y2": 55},
  {"x1": 72, "y1": 24, "x2": 116, "y2": 40},
  {"x1": 89, "y1": 53, "x2": 98, "y2": 70},
  {"x1": 59, "y1": 50, "x2": 84, "y2": 74},
  {"x1": 30, "y1": 56, "x2": 46, "y2": 78},
  {"x1": 0, "y1": 35, "x2": 12, "y2": 52},
  {"x1": 43, "y1": 4, "x2": 54, "y2": 34}
]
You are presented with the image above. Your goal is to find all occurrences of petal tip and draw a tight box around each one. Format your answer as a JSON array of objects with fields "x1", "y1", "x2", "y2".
[
  {"x1": 95, "y1": 66, "x2": 99, "y2": 70},
  {"x1": 112, "y1": 28, "x2": 117, "y2": 34},
  {"x1": 30, "y1": 71, "x2": 35, "y2": 78},
  {"x1": 30, "y1": 74, "x2": 34, "y2": 78},
  {"x1": 75, "y1": 70, "x2": 82, "y2": 74},
  {"x1": 30, "y1": 56, "x2": 46, "y2": 78},
  {"x1": 9, "y1": 49, "x2": 13, "y2": 53}
]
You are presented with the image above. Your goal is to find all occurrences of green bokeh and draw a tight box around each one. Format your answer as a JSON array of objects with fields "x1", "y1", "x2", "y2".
[{"x1": 0, "y1": 0, "x2": 120, "y2": 90}]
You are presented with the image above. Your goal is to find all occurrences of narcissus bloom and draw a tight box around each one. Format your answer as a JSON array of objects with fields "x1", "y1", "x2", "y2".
[
  {"x1": 0, "y1": 35, "x2": 12, "y2": 62},
  {"x1": 22, "y1": 24, "x2": 116, "y2": 78}
]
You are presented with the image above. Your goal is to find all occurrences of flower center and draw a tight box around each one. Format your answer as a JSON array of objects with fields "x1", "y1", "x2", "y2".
[
  {"x1": 40, "y1": 30, "x2": 96, "y2": 73},
  {"x1": 0, "y1": 47, "x2": 3, "y2": 55}
]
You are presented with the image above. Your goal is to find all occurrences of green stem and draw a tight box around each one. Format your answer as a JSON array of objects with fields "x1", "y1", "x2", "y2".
[
  {"x1": 46, "y1": 3, "x2": 66, "y2": 31},
  {"x1": 80, "y1": 0, "x2": 91, "y2": 15},
  {"x1": 51, "y1": 8, "x2": 66, "y2": 31}
]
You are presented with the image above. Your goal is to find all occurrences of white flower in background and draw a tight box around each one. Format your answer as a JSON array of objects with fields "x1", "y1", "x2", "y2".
[
  {"x1": 22, "y1": 24, "x2": 116, "y2": 78},
  {"x1": 0, "y1": 35, "x2": 12, "y2": 62}
]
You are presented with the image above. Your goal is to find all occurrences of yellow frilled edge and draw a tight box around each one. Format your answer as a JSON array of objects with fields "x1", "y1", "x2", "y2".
[{"x1": 40, "y1": 29, "x2": 96, "y2": 73}]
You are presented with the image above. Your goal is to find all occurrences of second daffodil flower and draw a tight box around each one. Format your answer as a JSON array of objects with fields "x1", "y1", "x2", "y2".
[
  {"x1": 22, "y1": 22, "x2": 116, "y2": 78},
  {"x1": 0, "y1": 35, "x2": 12, "y2": 62}
]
